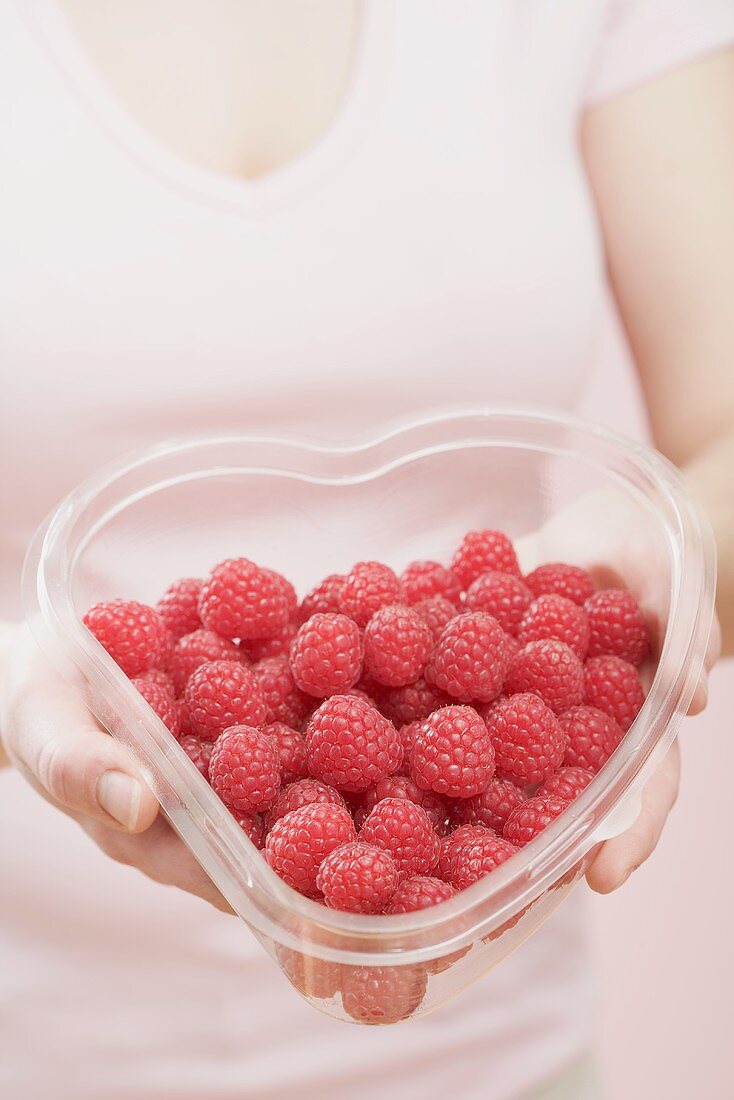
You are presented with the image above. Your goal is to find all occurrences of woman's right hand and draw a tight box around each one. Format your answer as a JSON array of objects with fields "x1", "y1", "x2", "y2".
[{"x1": 0, "y1": 623, "x2": 232, "y2": 912}]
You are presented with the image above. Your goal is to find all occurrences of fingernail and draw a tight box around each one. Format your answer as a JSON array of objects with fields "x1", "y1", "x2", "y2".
[{"x1": 97, "y1": 771, "x2": 141, "y2": 830}]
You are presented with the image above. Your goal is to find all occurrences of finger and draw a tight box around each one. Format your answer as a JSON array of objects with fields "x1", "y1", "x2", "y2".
[
  {"x1": 82, "y1": 814, "x2": 234, "y2": 914},
  {"x1": 586, "y1": 741, "x2": 680, "y2": 894},
  {"x1": 10, "y1": 686, "x2": 159, "y2": 834}
]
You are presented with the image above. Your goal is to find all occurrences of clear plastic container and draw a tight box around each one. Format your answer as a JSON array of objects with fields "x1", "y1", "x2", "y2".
[{"x1": 23, "y1": 410, "x2": 716, "y2": 1024}]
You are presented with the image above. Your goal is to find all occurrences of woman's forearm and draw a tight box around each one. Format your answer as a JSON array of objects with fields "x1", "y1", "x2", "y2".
[{"x1": 685, "y1": 431, "x2": 734, "y2": 656}]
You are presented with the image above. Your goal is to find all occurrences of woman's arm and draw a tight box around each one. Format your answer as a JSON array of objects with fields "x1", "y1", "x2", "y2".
[{"x1": 581, "y1": 47, "x2": 734, "y2": 891}]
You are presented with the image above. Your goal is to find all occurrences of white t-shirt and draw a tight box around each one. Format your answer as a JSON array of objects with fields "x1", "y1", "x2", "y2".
[{"x1": 1, "y1": 2, "x2": 733, "y2": 1098}]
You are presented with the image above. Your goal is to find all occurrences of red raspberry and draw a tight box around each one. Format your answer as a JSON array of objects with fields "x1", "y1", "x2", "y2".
[
  {"x1": 316, "y1": 841, "x2": 399, "y2": 913},
  {"x1": 379, "y1": 676, "x2": 449, "y2": 726},
  {"x1": 426, "y1": 612, "x2": 508, "y2": 703},
  {"x1": 252, "y1": 655, "x2": 311, "y2": 727},
  {"x1": 276, "y1": 945, "x2": 343, "y2": 1000},
  {"x1": 209, "y1": 725, "x2": 281, "y2": 814},
  {"x1": 559, "y1": 704, "x2": 624, "y2": 772},
  {"x1": 267, "y1": 570, "x2": 298, "y2": 620},
  {"x1": 242, "y1": 620, "x2": 298, "y2": 663},
  {"x1": 503, "y1": 794, "x2": 569, "y2": 847},
  {"x1": 169, "y1": 629, "x2": 246, "y2": 695},
  {"x1": 448, "y1": 777, "x2": 526, "y2": 833},
  {"x1": 413, "y1": 595, "x2": 459, "y2": 643},
  {"x1": 264, "y1": 777, "x2": 346, "y2": 832},
  {"x1": 231, "y1": 809, "x2": 265, "y2": 849},
  {"x1": 505, "y1": 639, "x2": 584, "y2": 714},
  {"x1": 539, "y1": 766, "x2": 594, "y2": 801},
  {"x1": 136, "y1": 667, "x2": 175, "y2": 696},
  {"x1": 436, "y1": 824, "x2": 493, "y2": 881},
  {"x1": 584, "y1": 655, "x2": 645, "y2": 732},
  {"x1": 131, "y1": 678, "x2": 182, "y2": 738},
  {"x1": 584, "y1": 588, "x2": 649, "y2": 666},
  {"x1": 400, "y1": 561, "x2": 462, "y2": 606},
  {"x1": 484, "y1": 692, "x2": 566, "y2": 786},
  {"x1": 451, "y1": 529, "x2": 521, "y2": 587},
  {"x1": 361, "y1": 775, "x2": 447, "y2": 835},
  {"x1": 265, "y1": 802, "x2": 356, "y2": 895},
  {"x1": 339, "y1": 561, "x2": 403, "y2": 628},
  {"x1": 464, "y1": 571, "x2": 533, "y2": 636},
  {"x1": 358, "y1": 797, "x2": 440, "y2": 877},
  {"x1": 156, "y1": 577, "x2": 203, "y2": 641},
  {"x1": 179, "y1": 734, "x2": 213, "y2": 777},
  {"x1": 524, "y1": 563, "x2": 595, "y2": 606},
  {"x1": 185, "y1": 659, "x2": 267, "y2": 741},
  {"x1": 387, "y1": 875, "x2": 456, "y2": 913},
  {"x1": 305, "y1": 695, "x2": 402, "y2": 793},
  {"x1": 517, "y1": 595, "x2": 590, "y2": 659},
  {"x1": 397, "y1": 720, "x2": 423, "y2": 770},
  {"x1": 84, "y1": 599, "x2": 168, "y2": 677},
  {"x1": 298, "y1": 574, "x2": 345, "y2": 622},
  {"x1": 199, "y1": 557, "x2": 290, "y2": 641},
  {"x1": 449, "y1": 832, "x2": 518, "y2": 890},
  {"x1": 341, "y1": 964, "x2": 427, "y2": 1024},
  {"x1": 410, "y1": 705, "x2": 495, "y2": 798},
  {"x1": 289, "y1": 613, "x2": 362, "y2": 698},
  {"x1": 363, "y1": 605, "x2": 432, "y2": 687},
  {"x1": 503, "y1": 633, "x2": 522, "y2": 663},
  {"x1": 263, "y1": 721, "x2": 309, "y2": 785}
]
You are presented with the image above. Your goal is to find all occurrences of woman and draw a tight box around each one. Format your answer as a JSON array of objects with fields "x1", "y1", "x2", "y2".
[{"x1": 1, "y1": 2, "x2": 733, "y2": 1097}]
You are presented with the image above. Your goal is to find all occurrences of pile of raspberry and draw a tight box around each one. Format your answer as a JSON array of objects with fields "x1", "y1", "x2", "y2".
[{"x1": 84, "y1": 530, "x2": 650, "y2": 920}]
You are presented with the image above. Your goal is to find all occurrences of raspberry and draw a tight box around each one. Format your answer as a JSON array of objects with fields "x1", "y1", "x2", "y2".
[
  {"x1": 185, "y1": 659, "x2": 267, "y2": 741},
  {"x1": 363, "y1": 605, "x2": 432, "y2": 687},
  {"x1": 524, "y1": 563, "x2": 595, "y2": 606},
  {"x1": 379, "y1": 677, "x2": 449, "y2": 726},
  {"x1": 436, "y1": 824, "x2": 493, "y2": 881},
  {"x1": 341, "y1": 964, "x2": 427, "y2": 1024},
  {"x1": 263, "y1": 721, "x2": 309, "y2": 785},
  {"x1": 400, "y1": 561, "x2": 462, "y2": 606},
  {"x1": 177, "y1": 698, "x2": 195, "y2": 736},
  {"x1": 464, "y1": 571, "x2": 533, "y2": 636},
  {"x1": 410, "y1": 705, "x2": 495, "y2": 798},
  {"x1": 449, "y1": 832, "x2": 518, "y2": 890},
  {"x1": 339, "y1": 561, "x2": 403, "y2": 628},
  {"x1": 584, "y1": 588, "x2": 649, "y2": 666},
  {"x1": 484, "y1": 692, "x2": 566, "y2": 786},
  {"x1": 448, "y1": 777, "x2": 526, "y2": 834},
  {"x1": 265, "y1": 802, "x2": 356, "y2": 895},
  {"x1": 289, "y1": 613, "x2": 362, "y2": 698},
  {"x1": 83, "y1": 599, "x2": 168, "y2": 677},
  {"x1": 209, "y1": 725, "x2": 281, "y2": 814},
  {"x1": 169, "y1": 629, "x2": 246, "y2": 695},
  {"x1": 503, "y1": 794, "x2": 569, "y2": 847},
  {"x1": 242, "y1": 620, "x2": 298, "y2": 663},
  {"x1": 252, "y1": 655, "x2": 311, "y2": 727},
  {"x1": 267, "y1": 570, "x2": 298, "y2": 620},
  {"x1": 426, "y1": 612, "x2": 508, "y2": 703},
  {"x1": 539, "y1": 766, "x2": 594, "y2": 801},
  {"x1": 361, "y1": 775, "x2": 447, "y2": 835},
  {"x1": 387, "y1": 875, "x2": 456, "y2": 913},
  {"x1": 276, "y1": 945, "x2": 343, "y2": 1000},
  {"x1": 136, "y1": 667, "x2": 175, "y2": 696},
  {"x1": 231, "y1": 809, "x2": 265, "y2": 849},
  {"x1": 503, "y1": 633, "x2": 522, "y2": 663},
  {"x1": 132, "y1": 678, "x2": 182, "y2": 738},
  {"x1": 413, "y1": 595, "x2": 459, "y2": 643},
  {"x1": 179, "y1": 734, "x2": 213, "y2": 777},
  {"x1": 297, "y1": 574, "x2": 344, "y2": 622},
  {"x1": 359, "y1": 797, "x2": 440, "y2": 878},
  {"x1": 559, "y1": 704, "x2": 624, "y2": 773},
  {"x1": 156, "y1": 577, "x2": 203, "y2": 641},
  {"x1": 305, "y1": 695, "x2": 402, "y2": 793},
  {"x1": 584, "y1": 655, "x2": 644, "y2": 732},
  {"x1": 316, "y1": 841, "x2": 399, "y2": 913},
  {"x1": 397, "y1": 720, "x2": 423, "y2": 769},
  {"x1": 264, "y1": 777, "x2": 346, "y2": 832},
  {"x1": 505, "y1": 639, "x2": 584, "y2": 714},
  {"x1": 451, "y1": 529, "x2": 521, "y2": 587},
  {"x1": 517, "y1": 594, "x2": 590, "y2": 659},
  {"x1": 199, "y1": 557, "x2": 290, "y2": 641}
]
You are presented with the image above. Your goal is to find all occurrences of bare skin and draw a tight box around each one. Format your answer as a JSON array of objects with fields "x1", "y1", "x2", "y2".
[{"x1": 1, "y1": 10, "x2": 733, "y2": 908}]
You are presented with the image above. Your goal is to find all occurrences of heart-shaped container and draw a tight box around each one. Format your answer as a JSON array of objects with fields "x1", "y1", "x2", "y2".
[{"x1": 23, "y1": 410, "x2": 715, "y2": 1024}]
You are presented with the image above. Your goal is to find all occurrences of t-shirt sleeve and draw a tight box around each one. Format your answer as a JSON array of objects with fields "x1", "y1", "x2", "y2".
[{"x1": 585, "y1": 0, "x2": 734, "y2": 105}]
